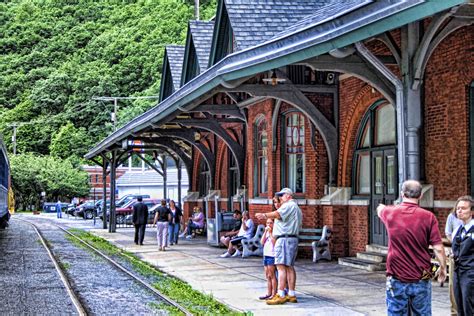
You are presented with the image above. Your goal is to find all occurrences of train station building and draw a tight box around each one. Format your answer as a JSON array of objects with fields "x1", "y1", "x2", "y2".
[{"x1": 86, "y1": 0, "x2": 474, "y2": 262}]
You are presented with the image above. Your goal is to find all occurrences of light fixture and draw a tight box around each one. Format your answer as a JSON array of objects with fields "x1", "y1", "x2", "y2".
[
  {"x1": 194, "y1": 132, "x2": 201, "y2": 143},
  {"x1": 262, "y1": 69, "x2": 286, "y2": 86}
]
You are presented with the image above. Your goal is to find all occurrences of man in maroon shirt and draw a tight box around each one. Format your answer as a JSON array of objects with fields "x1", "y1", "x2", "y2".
[{"x1": 377, "y1": 180, "x2": 447, "y2": 315}]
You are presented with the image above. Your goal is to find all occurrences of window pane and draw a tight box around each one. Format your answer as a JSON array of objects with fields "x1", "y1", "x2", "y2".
[
  {"x1": 285, "y1": 113, "x2": 305, "y2": 193},
  {"x1": 260, "y1": 157, "x2": 268, "y2": 193},
  {"x1": 287, "y1": 154, "x2": 305, "y2": 193},
  {"x1": 375, "y1": 103, "x2": 395, "y2": 145},
  {"x1": 374, "y1": 156, "x2": 382, "y2": 194},
  {"x1": 361, "y1": 122, "x2": 370, "y2": 148},
  {"x1": 256, "y1": 119, "x2": 268, "y2": 194},
  {"x1": 386, "y1": 155, "x2": 395, "y2": 194},
  {"x1": 358, "y1": 154, "x2": 370, "y2": 194}
]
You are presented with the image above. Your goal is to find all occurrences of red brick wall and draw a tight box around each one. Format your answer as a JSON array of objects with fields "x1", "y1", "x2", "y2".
[
  {"x1": 432, "y1": 207, "x2": 452, "y2": 238},
  {"x1": 322, "y1": 205, "x2": 349, "y2": 257},
  {"x1": 424, "y1": 25, "x2": 474, "y2": 199},
  {"x1": 348, "y1": 205, "x2": 369, "y2": 255}
]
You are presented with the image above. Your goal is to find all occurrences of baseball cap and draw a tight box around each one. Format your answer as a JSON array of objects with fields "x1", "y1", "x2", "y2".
[{"x1": 275, "y1": 188, "x2": 293, "y2": 196}]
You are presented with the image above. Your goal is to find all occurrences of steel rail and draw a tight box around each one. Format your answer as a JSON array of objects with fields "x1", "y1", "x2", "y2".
[
  {"x1": 53, "y1": 224, "x2": 193, "y2": 316},
  {"x1": 15, "y1": 218, "x2": 87, "y2": 316}
]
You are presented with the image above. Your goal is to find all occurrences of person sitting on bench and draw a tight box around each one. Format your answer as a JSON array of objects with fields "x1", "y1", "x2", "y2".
[
  {"x1": 180, "y1": 207, "x2": 204, "y2": 239},
  {"x1": 220, "y1": 210, "x2": 254, "y2": 258}
]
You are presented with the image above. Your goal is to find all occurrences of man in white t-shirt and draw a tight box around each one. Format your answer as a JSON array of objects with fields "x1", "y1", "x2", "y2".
[
  {"x1": 220, "y1": 211, "x2": 254, "y2": 258},
  {"x1": 256, "y1": 188, "x2": 302, "y2": 304}
]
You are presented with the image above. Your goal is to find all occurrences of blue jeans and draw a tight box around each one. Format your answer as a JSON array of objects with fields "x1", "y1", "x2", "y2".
[
  {"x1": 386, "y1": 277, "x2": 432, "y2": 316},
  {"x1": 169, "y1": 223, "x2": 180, "y2": 244}
]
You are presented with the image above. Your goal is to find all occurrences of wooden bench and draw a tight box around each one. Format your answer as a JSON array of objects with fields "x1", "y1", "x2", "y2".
[{"x1": 298, "y1": 226, "x2": 332, "y2": 262}]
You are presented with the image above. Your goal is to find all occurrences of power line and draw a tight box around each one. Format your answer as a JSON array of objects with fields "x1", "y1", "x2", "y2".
[{"x1": 91, "y1": 95, "x2": 160, "y2": 131}]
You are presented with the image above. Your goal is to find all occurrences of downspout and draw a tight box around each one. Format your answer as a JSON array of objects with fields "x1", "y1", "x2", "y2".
[{"x1": 354, "y1": 42, "x2": 407, "y2": 185}]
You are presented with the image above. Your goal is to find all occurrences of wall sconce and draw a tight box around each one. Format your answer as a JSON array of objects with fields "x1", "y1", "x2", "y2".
[
  {"x1": 194, "y1": 132, "x2": 201, "y2": 143},
  {"x1": 262, "y1": 69, "x2": 286, "y2": 86}
]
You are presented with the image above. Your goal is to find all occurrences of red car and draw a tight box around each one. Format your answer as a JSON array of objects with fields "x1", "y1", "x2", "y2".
[{"x1": 114, "y1": 199, "x2": 160, "y2": 224}]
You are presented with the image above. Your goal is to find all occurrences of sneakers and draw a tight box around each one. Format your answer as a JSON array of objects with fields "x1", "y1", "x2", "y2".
[
  {"x1": 185, "y1": 235, "x2": 192, "y2": 239},
  {"x1": 220, "y1": 252, "x2": 231, "y2": 258},
  {"x1": 231, "y1": 250, "x2": 242, "y2": 257},
  {"x1": 266, "y1": 294, "x2": 288, "y2": 305},
  {"x1": 179, "y1": 232, "x2": 186, "y2": 238},
  {"x1": 287, "y1": 295, "x2": 298, "y2": 303}
]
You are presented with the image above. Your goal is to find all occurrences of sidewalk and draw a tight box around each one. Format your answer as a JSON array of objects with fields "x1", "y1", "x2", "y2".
[{"x1": 86, "y1": 225, "x2": 450, "y2": 316}]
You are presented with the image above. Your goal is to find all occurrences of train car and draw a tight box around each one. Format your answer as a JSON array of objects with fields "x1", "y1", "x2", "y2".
[{"x1": 0, "y1": 136, "x2": 10, "y2": 229}]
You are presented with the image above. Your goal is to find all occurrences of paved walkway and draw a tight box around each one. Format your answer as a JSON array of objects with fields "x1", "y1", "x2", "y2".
[{"x1": 17, "y1": 213, "x2": 451, "y2": 315}]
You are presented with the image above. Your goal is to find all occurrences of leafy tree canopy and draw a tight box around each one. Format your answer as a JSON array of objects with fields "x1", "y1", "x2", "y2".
[
  {"x1": 9, "y1": 153, "x2": 90, "y2": 210},
  {"x1": 0, "y1": 0, "x2": 216, "y2": 158}
]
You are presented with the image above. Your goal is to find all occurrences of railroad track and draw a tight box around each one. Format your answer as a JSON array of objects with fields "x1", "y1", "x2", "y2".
[{"x1": 16, "y1": 218, "x2": 193, "y2": 316}]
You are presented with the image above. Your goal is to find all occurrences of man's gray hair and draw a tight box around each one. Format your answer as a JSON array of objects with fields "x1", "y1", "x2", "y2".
[{"x1": 401, "y1": 180, "x2": 422, "y2": 199}]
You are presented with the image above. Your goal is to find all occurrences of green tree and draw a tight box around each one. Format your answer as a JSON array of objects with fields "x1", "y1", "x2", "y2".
[
  {"x1": 9, "y1": 153, "x2": 90, "y2": 210},
  {"x1": 50, "y1": 122, "x2": 92, "y2": 160}
]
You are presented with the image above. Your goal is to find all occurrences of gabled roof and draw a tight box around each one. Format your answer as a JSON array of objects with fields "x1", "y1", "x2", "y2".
[
  {"x1": 159, "y1": 45, "x2": 185, "y2": 102},
  {"x1": 224, "y1": 0, "x2": 346, "y2": 51},
  {"x1": 189, "y1": 20, "x2": 214, "y2": 71},
  {"x1": 86, "y1": 0, "x2": 467, "y2": 160},
  {"x1": 166, "y1": 45, "x2": 185, "y2": 91},
  {"x1": 181, "y1": 20, "x2": 214, "y2": 85}
]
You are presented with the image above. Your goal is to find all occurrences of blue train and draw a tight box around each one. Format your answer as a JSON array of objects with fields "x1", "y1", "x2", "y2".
[{"x1": 0, "y1": 137, "x2": 10, "y2": 229}]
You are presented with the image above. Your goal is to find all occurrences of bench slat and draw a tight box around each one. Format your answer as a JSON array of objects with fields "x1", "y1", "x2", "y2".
[
  {"x1": 298, "y1": 236, "x2": 322, "y2": 241},
  {"x1": 299, "y1": 228, "x2": 323, "y2": 233}
]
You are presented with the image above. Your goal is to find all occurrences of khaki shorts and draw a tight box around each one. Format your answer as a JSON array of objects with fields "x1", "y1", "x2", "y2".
[{"x1": 274, "y1": 237, "x2": 298, "y2": 266}]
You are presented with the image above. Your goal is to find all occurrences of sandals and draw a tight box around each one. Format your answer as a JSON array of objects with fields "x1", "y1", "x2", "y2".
[{"x1": 258, "y1": 294, "x2": 272, "y2": 300}]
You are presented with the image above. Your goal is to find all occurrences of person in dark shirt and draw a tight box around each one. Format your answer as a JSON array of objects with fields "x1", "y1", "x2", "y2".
[
  {"x1": 132, "y1": 196, "x2": 148, "y2": 245},
  {"x1": 168, "y1": 200, "x2": 183, "y2": 245},
  {"x1": 219, "y1": 210, "x2": 242, "y2": 248},
  {"x1": 153, "y1": 200, "x2": 171, "y2": 251},
  {"x1": 451, "y1": 195, "x2": 474, "y2": 316}
]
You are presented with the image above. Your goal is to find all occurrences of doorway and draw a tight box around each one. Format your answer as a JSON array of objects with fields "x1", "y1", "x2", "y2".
[{"x1": 353, "y1": 101, "x2": 397, "y2": 246}]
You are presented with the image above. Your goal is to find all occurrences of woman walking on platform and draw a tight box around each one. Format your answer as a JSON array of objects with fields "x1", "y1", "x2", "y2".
[
  {"x1": 168, "y1": 200, "x2": 183, "y2": 245},
  {"x1": 153, "y1": 199, "x2": 171, "y2": 251}
]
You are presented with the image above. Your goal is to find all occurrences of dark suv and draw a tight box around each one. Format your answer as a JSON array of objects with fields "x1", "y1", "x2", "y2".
[{"x1": 74, "y1": 200, "x2": 96, "y2": 219}]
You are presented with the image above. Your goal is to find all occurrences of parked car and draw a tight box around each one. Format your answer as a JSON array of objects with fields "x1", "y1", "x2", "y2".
[
  {"x1": 115, "y1": 194, "x2": 150, "y2": 208},
  {"x1": 43, "y1": 202, "x2": 69, "y2": 213},
  {"x1": 74, "y1": 200, "x2": 97, "y2": 219},
  {"x1": 96, "y1": 200, "x2": 110, "y2": 219},
  {"x1": 124, "y1": 203, "x2": 160, "y2": 225},
  {"x1": 108, "y1": 198, "x2": 159, "y2": 224}
]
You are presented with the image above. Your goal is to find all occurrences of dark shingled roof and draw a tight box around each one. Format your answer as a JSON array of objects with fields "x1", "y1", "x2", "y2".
[
  {"x1": 189, "y1": 20, "x2": 214, "y2": 72},
  {"x1": 225, "y1": 0, "x2": 343, "y2": 50},
  {"x1": 165, "y1": 45, "x2": 185, "y2": 91}
]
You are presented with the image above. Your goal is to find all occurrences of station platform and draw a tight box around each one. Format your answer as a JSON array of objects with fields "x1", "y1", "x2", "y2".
[
  {"x1": 16, "y1": 213, "x2": 450, "y2": 316},
  {"x1": 87, "y1": 225, "x2": 450, "y2": 316}
]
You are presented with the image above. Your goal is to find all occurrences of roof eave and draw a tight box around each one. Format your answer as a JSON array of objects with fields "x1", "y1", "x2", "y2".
[{"x1": 85, "y1": 0, "x2": 467, "y2": 160}]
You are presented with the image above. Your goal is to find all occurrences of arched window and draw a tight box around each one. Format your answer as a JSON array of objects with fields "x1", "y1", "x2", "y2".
[
  {"x1": 353, "y1": 101, "x2": 396, "y2": 195},
  {"x1": 283, "y1": 112, "x2": 305, "y2": 193},
  {"x1": 254, "y1": 118, "x2": 268, "y2": 196}
]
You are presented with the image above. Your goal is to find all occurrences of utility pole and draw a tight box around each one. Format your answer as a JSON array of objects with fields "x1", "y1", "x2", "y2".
[
  {"x1": 195, "y1": 0, "x2": 199, "y2": 20},
  {"x1": 92, "y1": 95, "x2": 160, "y2": 132},
  {"x1": 8, "y1": 122, "x2": 31, "y2": 155},
  {"x1": 11, "y1": 124, "x2": 17, "y2": 155}
]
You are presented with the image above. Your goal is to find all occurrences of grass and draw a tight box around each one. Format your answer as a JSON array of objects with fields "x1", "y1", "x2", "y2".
[{"x1": 67, "y1": 228, "x2": 247, "y2": 316}]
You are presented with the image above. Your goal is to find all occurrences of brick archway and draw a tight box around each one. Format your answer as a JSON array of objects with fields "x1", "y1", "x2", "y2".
[{"x1": 338, "y1": 85, "x2": 382, "y2": 187}]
